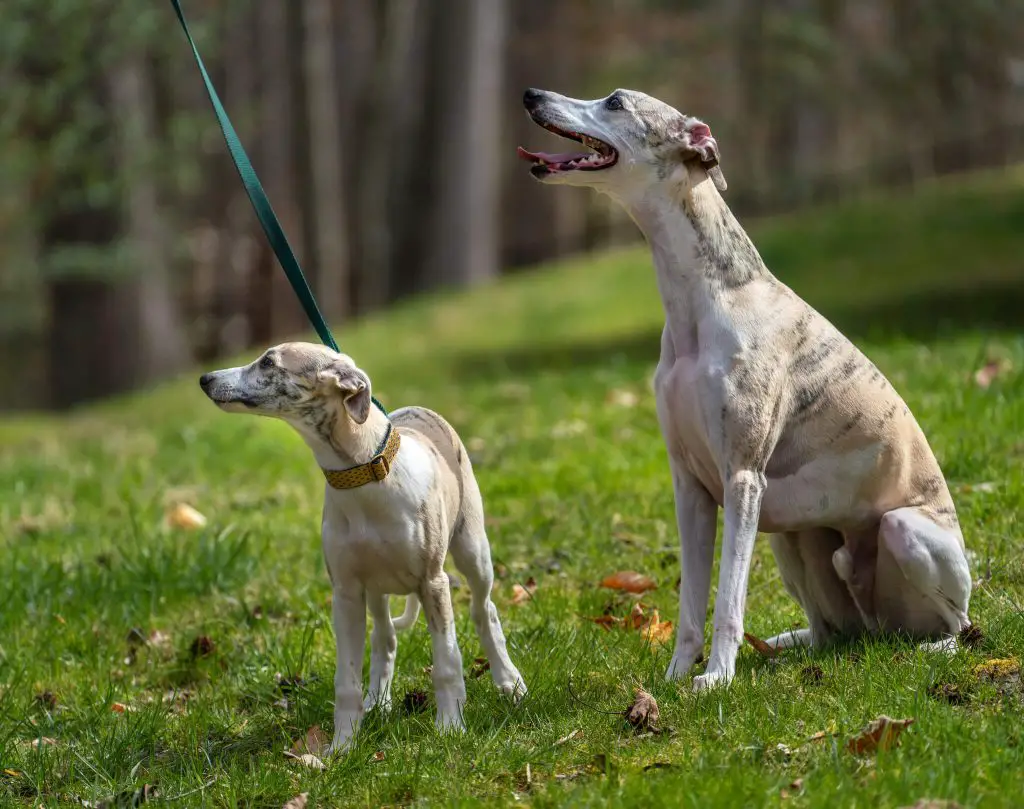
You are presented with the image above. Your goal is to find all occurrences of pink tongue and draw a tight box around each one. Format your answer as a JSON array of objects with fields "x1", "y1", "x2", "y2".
[{"x1": 517, "y1": 146, "x2": 587, "y2": 163}]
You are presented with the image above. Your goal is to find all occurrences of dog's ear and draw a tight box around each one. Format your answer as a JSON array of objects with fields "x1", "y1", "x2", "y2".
[
  {"x1": 316, "y1": 363, "x2": 372, "y2": 425},
  {"x1": 677, "y1": 117, "x2": 727, "y2": 193}
]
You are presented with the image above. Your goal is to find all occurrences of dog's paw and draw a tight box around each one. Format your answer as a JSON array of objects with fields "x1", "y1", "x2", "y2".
[
  {"x1": 325, "y1": 734, "x2": 355, "y2": 758},
  {"x1": 363, "y1": 693, "x2": 393, "y2": 713},
  {"x1": 496, "y1": 675, "x2": 528, "y2": 703},
  {"x1": 435, "y1": 712, "x2": 467, "y2": 735},
  {"x1": 665, "y1": 646, "x2": 703, "y2": 682},
  {"x1": 692, "y1": 670, "x2": 732, "y2": 693}
]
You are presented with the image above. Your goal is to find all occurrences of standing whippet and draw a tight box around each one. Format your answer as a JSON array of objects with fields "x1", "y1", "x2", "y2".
[{"x1": 519, "y1": 87, "x2": 973, "y2": 691}]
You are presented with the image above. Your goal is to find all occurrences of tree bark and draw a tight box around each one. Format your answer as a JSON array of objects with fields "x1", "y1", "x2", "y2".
[
  {"x1": 426, "y1": 0, "x2": 507, "y2": 288},
  {"x1": 301, "y1": 0, "x2": 350, "y2": 320}
]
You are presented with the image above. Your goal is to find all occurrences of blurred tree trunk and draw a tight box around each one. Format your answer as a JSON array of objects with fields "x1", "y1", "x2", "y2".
[
  {"x1": 352, "y1": 0, "x2": 422, "y2": 311},
  {"x1": 110, "y1": 54, "x2": 191, "y2": 385},
  {"x1": 301, "y1": 0, "x2": 350, "y2": 320},
  {"x1": 426, "y1": 0, "x2": 507, "y2": 288},
  {"x1": 251, "y1": 0, "x2": 307, "y2": 343}
]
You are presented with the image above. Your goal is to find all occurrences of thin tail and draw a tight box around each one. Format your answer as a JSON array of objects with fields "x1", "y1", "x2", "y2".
[{"x1": 392, "y1": 594, "x2": 420, "y2": 630}]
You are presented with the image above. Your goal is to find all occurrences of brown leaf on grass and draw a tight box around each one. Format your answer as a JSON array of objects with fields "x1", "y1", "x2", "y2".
[
  {"x1": 282, "y1": 793, "x2": 309, "y2": 809},
  {"x1": 800, "y1": 665, "x2": 825, "y2": 685},
  {"x1": 34, "y1": 691, "x2": 58, "y2": 710},
  {"x1": 606, "y1": 389, "x2": 639, "y2": 408},
  {"x1": 958, "y1": 624, "x2": 984, "y2": 649},
  {"x1": 744, "y1": 632, "x2": 780, "y2": 659},
  {"x1": 780, "y1": 778, "x2": 804, "y2": 799},
  {"x1": 283, "y1": 752, "x2": 326, "y2": 770},
  {"x1": 927, "y1": 682, "x2": 969, "y2": 705},
  {"x1": 289, "y1": 725, "x2": 330, "y2": 758},
  {"x1": 189, "y1": 635, "x2": 216, "y2": 659},
  {"x1": 372, "y1": 750, "x2": 386, "y2": 762},
  {"x1": 165, "y1": 502, "x2": 207, "y2": 530},
  {"x1": 470, "y1": 657, "x2": 490, "y2": 678},
  {"x1": 627, "y1": 602, "x2": 648, "y2": 629},
  {"x1": 974, "y1": 358, "x2": 1012, "y2": 389},
  {"x1": 639, "y1": 610, "x2": 673, "y2": 647},
  {"x1": 402, "y1": 689, "x2": 429, "y2": 715},
  {"x1": 554, "y1": 729, "x2": 581, "y2": 745},
  {"x1": 600, "y1": 571, "x2": 657, "y2": 594},
  {"x1": 586, "y1": 615, "x2": 622, "y2": 630},
  {"x1": 110, "y1": 702, "x2": 129, "y2": 714},
  {"x1": 846, "y1": 715, "x2": 915, "y2": 755},
  {"x1": 624, "y1": 687, "x2": 660, "y2": 734},
  {"x1": 510, "y1": 577, "x2": 537, "y2": 605}
]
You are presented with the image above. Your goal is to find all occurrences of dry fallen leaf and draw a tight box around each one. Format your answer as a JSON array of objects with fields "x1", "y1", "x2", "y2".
[
  {"x1": 284, "y1": 752, "x2": 326, "y2": 770},
  {"x1": 600, "y1": 571, "x2": 657, "y2": 594},
  {"x1": 110, "y1": 702, "x2": 129, "y2": 714},
  {"x1": 744, "y1": 632, "x2": 780, "y2": 659},
  {"x1": 510, "y1": 577, "x2": 537, "y2": 605},
  {"x1": 974, "y1": 358, "x2": 1012, "y2": 388},
  {"x1": 554, "y1": 729, "x2": 581, "y2": 745},
  {"x1": 165, "y1": 502, "x2": 208, "y2": 530},
  {"x1": 372, "y1": 750, "x2": 386, "y2": 762},
  {"x1": 780, "y1": 777, "x2": 804, "y2": 799},
  {"x1": 289, "y1": 725, "x2": 330, "y2": 757},
  {"x1": 606, "y1": 389, "x2": 639, "y2": 408},
  {"x1": 624, "y1": 687, "x2": 660, "y2": 733},
  {"x1": 190, "y1": 635, "x2": 216, "y2": 659},
  {"x1": 846, "y1": 715, "x2": 915, "y2": 755},
  {"x1": 639, "y1": 610, "x2": 673, "y2": 646},
  {"x1": 282, "y1": 793, "x2": 309, "y2": 809},
  {"x1": 586, "y1": 615, "x2": 622, "y2": 630}
]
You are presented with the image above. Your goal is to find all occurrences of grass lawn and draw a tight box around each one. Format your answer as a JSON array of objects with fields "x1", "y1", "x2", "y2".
[{"x1": 1, "y1": 168, "x2": 1023, "y2": 808}]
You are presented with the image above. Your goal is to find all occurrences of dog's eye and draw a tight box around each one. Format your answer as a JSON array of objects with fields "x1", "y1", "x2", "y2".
[
  {"x1": 259, "y1": 355, "x2": 275, "y2": 370},
  {"x1": 605, "y1": 95, "x2": 624, "y2": 111}
]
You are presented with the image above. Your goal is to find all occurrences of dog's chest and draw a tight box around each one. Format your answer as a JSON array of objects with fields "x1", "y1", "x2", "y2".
[
  {"x1": 655, "y1": 353, "x2": 725, "y2": 503},
  {"x1": 320, "y1": 486, "x2": 429, "y2": 596}
]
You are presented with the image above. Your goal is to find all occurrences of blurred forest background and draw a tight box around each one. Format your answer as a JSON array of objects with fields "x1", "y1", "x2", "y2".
[{"x1": 0, "y1": 0, "x2": 1022, "y2": 410}]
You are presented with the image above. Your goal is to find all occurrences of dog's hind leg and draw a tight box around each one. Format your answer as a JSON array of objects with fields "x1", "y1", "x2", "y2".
[
  {"x1": 364, "y1": 593, "x2": 397, "y2": 712},
  {"x1": 879, "y1": 507, "x2": 972, "y2": 650},
  {"x1": 449, "y1": 489, "x2": 527, "y2": 700},
  {"x1": 421, "y1": 572, "x2": 467, "y2": 732}
]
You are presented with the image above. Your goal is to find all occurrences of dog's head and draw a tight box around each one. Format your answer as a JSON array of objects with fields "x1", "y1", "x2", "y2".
[
  {"x1": 518, "y1": 88, "x2": 726, "y2": 200},
  {"x1": 199, "y1": 342, "x2": 373, "y2": 429}
]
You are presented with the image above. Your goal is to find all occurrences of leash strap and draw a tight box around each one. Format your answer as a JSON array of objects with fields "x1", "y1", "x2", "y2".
[{"x1": 169, "y1": 0, "x2": 388, "y2": 418}]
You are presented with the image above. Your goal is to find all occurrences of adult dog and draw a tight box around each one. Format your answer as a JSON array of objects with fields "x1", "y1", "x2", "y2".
[
  {"x1": 200, "y1": 343, "x2": 526, "y2": 751},
  {"x1": 519, "y1": 87, "x2": 973, "y2": 691}
]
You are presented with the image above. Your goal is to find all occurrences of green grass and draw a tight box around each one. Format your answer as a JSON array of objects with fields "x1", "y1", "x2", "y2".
[{"x1": 2, "y1": 168, "x2": 1024, "y2": 808}]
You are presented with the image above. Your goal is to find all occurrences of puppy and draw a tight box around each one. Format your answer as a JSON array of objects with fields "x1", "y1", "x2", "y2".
[{"x1": 200, "y1": 342, "x2": 526, "y2": 753}]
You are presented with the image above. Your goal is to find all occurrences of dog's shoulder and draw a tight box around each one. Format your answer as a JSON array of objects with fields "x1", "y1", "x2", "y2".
[{"x1": 391, "y1": 406, "x2": 468, "y2": 475}]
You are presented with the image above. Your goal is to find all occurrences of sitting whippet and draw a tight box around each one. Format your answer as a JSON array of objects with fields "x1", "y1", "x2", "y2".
[
  {"x1": 200, "y1": 343, "x2": 526, "y2": 751},
  {"x1": 519, "y1": 87, "x2": 973, "y2": 691}
]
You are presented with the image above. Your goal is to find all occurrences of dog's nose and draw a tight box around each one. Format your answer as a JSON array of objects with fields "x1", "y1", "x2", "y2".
[
  {"x1": 523, "y1": 88, "x2": 545, "y2": 110},
  {"x1": 199, "y1": 372, "x2": 214, "y2": 390}
]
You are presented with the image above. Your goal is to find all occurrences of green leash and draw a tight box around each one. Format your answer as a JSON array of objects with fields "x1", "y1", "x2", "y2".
[{"x1": 169, "y1": 0, "x2": 388, "y2": 419}]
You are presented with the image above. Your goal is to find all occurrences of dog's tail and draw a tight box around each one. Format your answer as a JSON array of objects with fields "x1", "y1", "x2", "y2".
[{"x1": 392, "y1": 594, "x2": 420, "y2": 630}]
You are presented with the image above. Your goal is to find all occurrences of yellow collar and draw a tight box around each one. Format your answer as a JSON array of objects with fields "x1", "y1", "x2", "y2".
[{"x1": 321, "y1": 424, "x2": 401, "y2": 490}]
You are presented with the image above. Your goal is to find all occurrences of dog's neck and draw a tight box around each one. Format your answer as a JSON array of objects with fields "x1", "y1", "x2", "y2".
[
  {"x1": 619, "y1": 162, "x2": 768, "y2": 351},
  {"x1": 293, "y1": 403, "x2": 391, "y2": 471}
]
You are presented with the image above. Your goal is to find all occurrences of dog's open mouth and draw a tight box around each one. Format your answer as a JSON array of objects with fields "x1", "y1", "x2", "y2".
[{"x1": 517, "y1": 121, "x2": 617, "y2": 177}]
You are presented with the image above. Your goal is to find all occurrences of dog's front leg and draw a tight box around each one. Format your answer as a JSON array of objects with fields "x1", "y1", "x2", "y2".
[
  {"x1": 665, "y1": 456, "x2": 719, "y2": 682},
  {"x1": 328, "y1": 583, "x2": 367, "y2": 755},
  {"x1": 421, "y1": 573, "x2": 467, "y2": 733},
  {"x1": 693, "y1": 469, "x2": 765, "y2": 692}
]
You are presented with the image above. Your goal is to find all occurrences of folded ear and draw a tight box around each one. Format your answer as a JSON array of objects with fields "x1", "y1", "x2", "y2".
[
  {"x1": 678, "y1": 117, "x2": 727, "y2": 193},
  {"x1": 316, "y1": 363, "x2": 372, "y2": 424}
]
